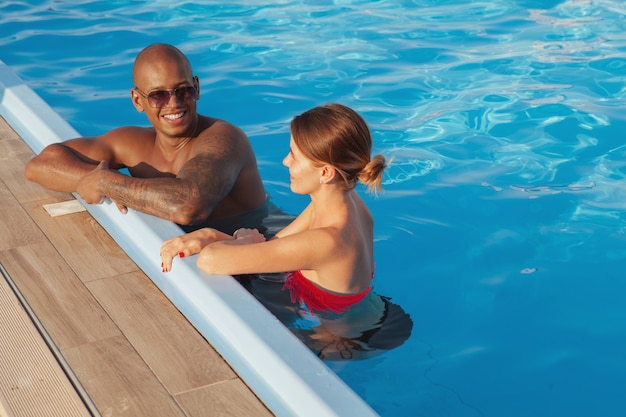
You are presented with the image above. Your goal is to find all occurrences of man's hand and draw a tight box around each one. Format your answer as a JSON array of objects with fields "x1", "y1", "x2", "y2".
[
  {"x1": 76, "y1": 160, "x2": 108, "y2": 204},
  {"x1": 76, "y1": 160, "x2": 129, "y2": 213}
]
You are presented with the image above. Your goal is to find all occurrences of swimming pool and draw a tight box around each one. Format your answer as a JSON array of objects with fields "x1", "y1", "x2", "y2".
[{"x1": 2, "y1": 1, "x2": 626, "y2": 416}]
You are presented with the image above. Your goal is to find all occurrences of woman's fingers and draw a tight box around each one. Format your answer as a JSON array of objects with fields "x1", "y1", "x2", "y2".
[
  {"x1": 160, "y1": 238, "x2": 184, "y2": 272},
  {"x1": 160, "y1": 236, "x2": 205, "y2": 272}
]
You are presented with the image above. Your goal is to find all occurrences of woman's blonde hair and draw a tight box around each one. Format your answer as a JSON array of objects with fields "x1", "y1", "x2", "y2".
[{"x1": 291, "y1": 103, "x2": 386, "y2": 193}]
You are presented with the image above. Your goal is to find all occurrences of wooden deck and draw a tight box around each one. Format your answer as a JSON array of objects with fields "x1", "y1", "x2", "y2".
[{"x1": 0, "y1": 116, "x2": 273, "y2": 417}]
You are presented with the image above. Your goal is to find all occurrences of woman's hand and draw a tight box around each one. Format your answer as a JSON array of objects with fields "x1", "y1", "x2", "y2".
[{"x1": 160, "y1": 228, "x2": 227, "y2": 272}]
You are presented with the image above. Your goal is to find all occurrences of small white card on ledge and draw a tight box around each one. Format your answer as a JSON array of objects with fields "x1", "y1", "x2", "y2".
[{"x1": 43, "y1": 200, "x2": 87, "y2": 217}]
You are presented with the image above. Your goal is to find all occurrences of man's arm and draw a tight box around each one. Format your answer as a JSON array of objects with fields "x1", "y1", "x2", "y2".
[
  {"x1": 86, "y1": 155, "x2": 236, "y2": 225},
  {"x1": 24, "y1": 126, "x2": 136, "y2": 193},
  {"x1": 84, "y1": 125, "x2": 249, "y2": 225},
  {"x1": 27, "y1": 122, "x2": 256, "y2": 225},
  {"x1": 24, "y1": 139, "x2": 110, "y2": 192}
]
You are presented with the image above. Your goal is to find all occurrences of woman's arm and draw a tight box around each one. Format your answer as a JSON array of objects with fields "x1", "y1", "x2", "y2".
[{"x1": 197, "y1": 226, "x2": 338, "y2": 277}]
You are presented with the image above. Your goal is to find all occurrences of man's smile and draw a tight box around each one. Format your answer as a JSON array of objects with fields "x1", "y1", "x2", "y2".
[{"x1": 163, "y1": 111, "x2": 185, "y2": 121}]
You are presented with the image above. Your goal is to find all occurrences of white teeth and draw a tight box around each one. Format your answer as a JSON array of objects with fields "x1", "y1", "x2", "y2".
[{"x1": 164, "y1": 112, "x2": 184, "y2": 120}]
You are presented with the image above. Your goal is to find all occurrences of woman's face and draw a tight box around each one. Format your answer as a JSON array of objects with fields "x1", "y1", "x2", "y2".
[{"x1": 283, "y1": 136, "x2": 320, "y2": 195}]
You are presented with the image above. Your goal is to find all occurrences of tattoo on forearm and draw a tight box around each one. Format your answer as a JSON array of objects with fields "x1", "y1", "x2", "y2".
[{"x1": 104, "y1": 174, "x2": 202, "y2": 222}]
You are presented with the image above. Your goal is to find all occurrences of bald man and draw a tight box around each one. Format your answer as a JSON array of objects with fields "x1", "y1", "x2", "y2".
[{"x1": 25, "y1": 43, "x2": 268, "y2": 233}]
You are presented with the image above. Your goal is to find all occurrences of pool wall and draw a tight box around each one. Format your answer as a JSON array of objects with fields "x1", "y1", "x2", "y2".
[{"x1": 0, "y1": 59, "x2": 380, "y2": 417}]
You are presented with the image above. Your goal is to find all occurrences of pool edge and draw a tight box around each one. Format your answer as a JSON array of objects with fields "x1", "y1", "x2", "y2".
[{"x1": 0, "y1": 59, "x2": 380, "y2": 417}]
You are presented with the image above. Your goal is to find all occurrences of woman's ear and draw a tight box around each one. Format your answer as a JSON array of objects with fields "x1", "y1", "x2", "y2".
[
  {"x1": 320, "y1": 165, "x2": 337, "y2": 184},
  {"x1": 130, "y1": 89, "x2": 145, "y2": 113}
]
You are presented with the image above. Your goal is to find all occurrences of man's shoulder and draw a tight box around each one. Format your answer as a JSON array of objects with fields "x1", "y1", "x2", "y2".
[
  {"x1": 104, "y1": 125, "x2": 154, "y2": 141},
  {"x1": 191, "y1": 116, "x2": 252, "y2": 159},
  {"x1": 197, "y1": 115, "x2": 240, "y2": 130},
  {"x1": 197, "y1": 115, "x2": 247, "y2": 141}
]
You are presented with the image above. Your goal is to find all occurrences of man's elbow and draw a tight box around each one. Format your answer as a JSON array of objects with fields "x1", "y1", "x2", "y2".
[
  {"x1": 24, "y1": 158, "x2": 41, "y2": 182},
  {"x1": 24, "y1": 145, "x2": 58, "y2": 183},
  {"x1": 171, "y1": 203, "x2": 211, "y2": 226}
]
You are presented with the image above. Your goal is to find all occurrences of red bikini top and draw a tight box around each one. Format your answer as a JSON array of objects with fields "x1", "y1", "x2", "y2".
[{"x1": 282, "y1": 270, "x2": 372, "y2": 314}]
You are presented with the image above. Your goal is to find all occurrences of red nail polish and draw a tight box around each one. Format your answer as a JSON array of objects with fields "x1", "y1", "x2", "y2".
[{"x1": 179, "y1": 252, "x2": 185, "y2": 258}]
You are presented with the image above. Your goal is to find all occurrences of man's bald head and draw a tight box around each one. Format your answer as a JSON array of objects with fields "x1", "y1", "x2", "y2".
[{"x1": 132, "y1": 43, "x2": 193, "y2": 85}]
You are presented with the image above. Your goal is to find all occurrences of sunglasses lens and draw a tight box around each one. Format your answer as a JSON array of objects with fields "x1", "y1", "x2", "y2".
[
  {"x1": 147, "y1": 91, "x2": 170, "y2": 107},
  {"x1": 177, "y1": 86, "x2": 197, "y2": 102}
]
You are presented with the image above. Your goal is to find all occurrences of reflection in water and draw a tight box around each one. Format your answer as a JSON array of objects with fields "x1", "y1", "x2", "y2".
[{"x1": 235, "y1": 274, "x2": 413, "y2": 361}]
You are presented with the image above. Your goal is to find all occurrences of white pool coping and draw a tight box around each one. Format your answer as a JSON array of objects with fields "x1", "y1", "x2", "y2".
[{"x1": 0, "y1": 59, "x2": 380, "y2": 417}]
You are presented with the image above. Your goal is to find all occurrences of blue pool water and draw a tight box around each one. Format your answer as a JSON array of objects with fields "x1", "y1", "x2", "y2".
[{"x1": 2, "y1": 1, "x2": 626, "y2": 416}]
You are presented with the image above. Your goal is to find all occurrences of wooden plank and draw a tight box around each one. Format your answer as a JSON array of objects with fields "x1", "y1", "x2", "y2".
[
  {"x1": 0, "y1": 244, "x2": 121, "y2": 350},
  {"x1": 0, "y1": 181, "x2": 47, "y2": 252},
  {"x1": 0, "y1": 389, "x2": 17, "y2": 417},
  {"x1": 175, "y1": 379, "x2": 273, "y2": 417},
  {"x1": 21, "y1": 199, "x2": 139, "y2": 283},
  {"x1": 1, "y1": 118, "x2": 137, "y2": 283},
  {"x1": 0, "y1": 116, "x2": 18, "y2": 141},
  {"x1": 62, "y1": 335, "x2": 187, "y2": 417},
  {"x1": 0, "y1": 265, "x2": 92, "y2": 417},
  {"x1": 0, "y1": 126, "x2": 65, "y2": 204},
  {"x1": 86, "y1": 271, "x2": 237, "y2": 394}
]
